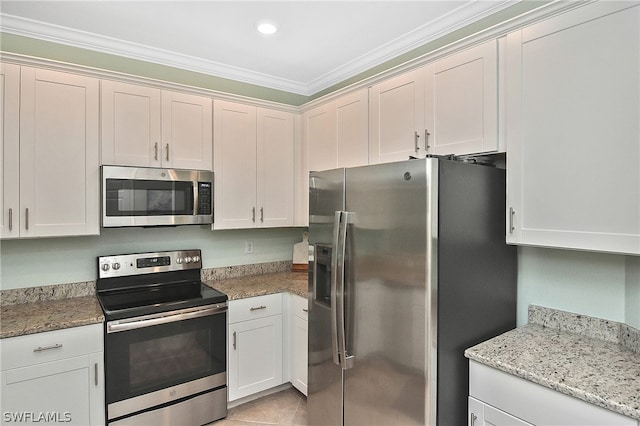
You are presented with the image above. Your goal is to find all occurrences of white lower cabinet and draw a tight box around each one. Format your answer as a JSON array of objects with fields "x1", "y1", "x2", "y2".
[
  {"x1": 289, "y1": 294, "x2": 308, "y2": 396},
  {"x1": 0, "y1": 324, "x2": 105, "y2": 426},
  {"x1": 228, "y1": 294, "x2": 284, "y2": 402},
  {"x1": 469, "y1": 361, "x2": 637, "y2": 426}
]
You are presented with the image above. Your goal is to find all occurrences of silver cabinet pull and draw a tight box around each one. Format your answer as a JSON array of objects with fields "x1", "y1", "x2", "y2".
[
  {"x1": 425, "y1": 129, "x2": 431, "y2": 149},
  {"x1": 34, "y1": 343, "x2": 63, "y2": 352},
  {"x1": 250, "y1": 305, "x2": 266, "y2": 311},
  {"x1": 251, "y1": 207, "x2": 256, "y2": 223},
  {"x1": 154, "y1": 142, "x2": 159, "y2": 161},
  {"x1": 232, "y1": 331, "x2": 237, "y2": 350},
  {"x1": 8, "y1": 208, "x2": 12, "y2": 231},
  {"x1": 470, "y1": 413, "x2": 477, "y2": 426},
  {"x1": 165, "y1": 143, "x2": 170, "y2": 162},
  {"x1": 25, "y1": 208, "x2": 29, "y2": 230},
  {"x1": 414, "y1": 131, "x2": 420, "y2": 153},
  {"x1": 94, "y1": 363, "x2": 99, "y2": 386},
  {"x1": 509, "y1": 207, "x2": 515, "y2": 234},
  {"x1": 260, "y1": 207, "x2": 264, "y2": 223}
]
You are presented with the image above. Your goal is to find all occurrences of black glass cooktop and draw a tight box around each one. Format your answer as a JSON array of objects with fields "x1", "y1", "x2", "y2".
[{"x1": 97, "y1": 281, "x2": 227, "y2": 321}]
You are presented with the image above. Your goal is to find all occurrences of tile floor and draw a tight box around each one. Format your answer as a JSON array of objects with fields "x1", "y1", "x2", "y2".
[{"x1": 210, "y1": 388, "x2": 307, "y2": 426}]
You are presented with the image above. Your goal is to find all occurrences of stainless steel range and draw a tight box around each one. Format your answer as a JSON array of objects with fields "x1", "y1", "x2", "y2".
[{"x1": 96, "y1": 249, "x2": 228, "y2": 426}]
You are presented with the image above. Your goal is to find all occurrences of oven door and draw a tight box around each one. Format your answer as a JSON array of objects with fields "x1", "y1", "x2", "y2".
[{"x1": 105, "y1": 304, "x2": 227, "y2": 421}]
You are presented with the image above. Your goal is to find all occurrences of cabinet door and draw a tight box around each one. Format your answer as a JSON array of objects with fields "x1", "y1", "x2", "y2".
[
  {"x1": 506, "y1": 2, "x2": 640, "y2": 254},
  {"x1": 257, "y1": 108, "x2": 294, "y2": 227},
  {"x1": 425, "y1": 40, "x2": 499, "y2": 155},
  {"x1": 0, "y1": 63, "x2": 20, "y2": 239},
  {"x1": 213, "y1": 100, "x2": 257, "y2": 229},
  {"x1": 162, "y1": 90, "x2": 212, "y2": 170},
  {"x1": 1, "y1": 354, "x2": 104, "y2": 426},
  {"x1": 468, "y1": 396, "x2": 533, "y2": 426},
  {"x1": 305, "y1": 103, "x2": 336, "y2": 172},
  {"x1": 291, "y1": 313, "x2": 308, "y2": 396},
  {"x1": 19, "y1": 67, "x2": 99, "y2": 238},
  {"x1": 369, "y1": 67, "x2": 426, "y2": 164},
  {"x1": 228, "y1": 315, "x2": 283, "y2": 401},
  {"x1": 336, "y1": 89, "x2": 369, "y2": 168},
  {"x1": 101, "y1": 80, "x2": 162, "y2": 167}
]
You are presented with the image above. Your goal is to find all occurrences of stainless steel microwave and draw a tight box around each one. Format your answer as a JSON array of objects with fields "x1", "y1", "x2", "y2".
[{"x1": 102, "y1": 166, "x2": 213, "y2": 227}]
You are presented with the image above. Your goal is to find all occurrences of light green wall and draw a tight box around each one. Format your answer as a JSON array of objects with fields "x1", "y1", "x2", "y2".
[
  {"x1": 0, "y1": 227, "x2": 305, "y2": 290},
  {"x1": 516, "y1": 247, "x2": 638, "y2": 327},
  {"x1": 626, "y1": 256, "x2": 640, "y2": 328}
]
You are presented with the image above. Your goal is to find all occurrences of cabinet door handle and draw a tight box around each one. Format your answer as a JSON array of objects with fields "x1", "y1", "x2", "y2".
[
  {"x1": 165, "y1": 143, "x2": 170, "y2": 162},
  {"x1": 425, "y1": 129, "x2": 431, "y2": 149},
  {"x1": 470, "y1": 412, "x2": 478, "y2": 426},
  {"x1": 94, "y1": 363, "x2": 99, "y2": 386},
  {"x1": 8, "y1": 208, "x2": 12, "y2": 231},
  {"x1": 303, "y1": 308, "x2": 308, "y2": 313},
  {"x1": 154, "y1": 142, "x2": 159, "y2": 161},
  {"x1": 509, "y1": 207, "x2": 515, "y2": 234},
  {"x1": 252, "y1": 207, "x2": 256, "y2": 223},
  {"x1": 260, "y1": 207, "x2": 264, "y2": 223},
  {"x1": 414, "y1": 131, "x2": 420, "y2": 153},
  {"x1": 25, "y1": 208, "x2": 29, "y2": 231},
  {"x1": 33, "y1": 343, "x2": 63, "y2": 352},
  {"x1": 250, "y1": 305, "x2": 267, "y2": 311},
  {"x1": 232, "y1": 331, "x2": 237, "y2": 350}
]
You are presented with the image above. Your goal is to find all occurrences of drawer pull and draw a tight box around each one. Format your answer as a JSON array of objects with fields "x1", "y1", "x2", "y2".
[
  {"x1": 250, "y1": 305, "x2": 267, "y2": 311},
  {"x1": 303, "y1": 308, "x2": 308, "y2": 313},
  {"x1": 33, "y1": 343, "x2": 63, "y2": 353}
]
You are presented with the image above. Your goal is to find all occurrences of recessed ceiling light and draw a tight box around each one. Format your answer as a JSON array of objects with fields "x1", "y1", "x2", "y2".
[{"x1": 257, "y1": 21, "x2": 278, "y2": 35}]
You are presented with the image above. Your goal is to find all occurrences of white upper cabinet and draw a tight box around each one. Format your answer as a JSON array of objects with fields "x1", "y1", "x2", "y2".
[
  {"x1": 369, "y1": 68, "x2": 426, "y2": 164},
  {"x1": 425, "y1": 39, "x2": 500, "y2": 155},
  {"x1": 305, "y1": 88, "x2": 369, "y2": 172},
  {"x1": 3, "y1": 67, "x2": 100, "y2": 239},
  {"x1": 505, "y1": 2, "x2": 640, "y2": 255},
  {"x1": 257, "y1": 107, "x2": 295, "y2": 227},
  {"x1": 0, "y1": 63, "x2": 20, "y2": 239},
  {"x1": 161, "y1": 90, "x2": 213, "y2": 170},
  {"x1": 335, "y1": 89, "x2": 369, "y2": 168},
  {"x1": 369, "y1": 40, "x2": 500, "y2": 164},
  {"x1": 101, "y1": 80, "x2": 212, "y2": 170},
  {"x1": 213, "y1": 99, "x2": 294, "y2": 230}
]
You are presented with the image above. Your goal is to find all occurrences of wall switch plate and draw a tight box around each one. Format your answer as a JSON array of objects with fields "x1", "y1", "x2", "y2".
[{"x1": 245, "y1": 240, "x2": 254, "y2": 254}]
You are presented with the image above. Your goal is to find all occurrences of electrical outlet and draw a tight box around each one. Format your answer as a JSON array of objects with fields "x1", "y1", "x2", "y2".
[{"x1": 245, "y1": 240, "x2": 254, "y2": 254}]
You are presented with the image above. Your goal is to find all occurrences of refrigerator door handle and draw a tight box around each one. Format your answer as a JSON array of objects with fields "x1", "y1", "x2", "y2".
[
  {"x1": 330, "y1": 211, "x2": 342, "y2": 367},
  {"x1": 340, "y1": 212, "x2": 355, "y2": 370}
]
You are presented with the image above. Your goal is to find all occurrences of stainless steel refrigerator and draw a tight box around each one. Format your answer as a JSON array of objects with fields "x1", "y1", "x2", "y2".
[{"x1": 307, "y1": 157, "x2": 517, "y2": 426}]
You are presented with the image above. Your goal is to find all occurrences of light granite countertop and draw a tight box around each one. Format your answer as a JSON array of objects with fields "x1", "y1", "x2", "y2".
[
  {"x1": 0, "y1": 270, "x2": 307, "y2": 339},
  {"x1": 204, "y1": 271, "x2": 308, "y2": 300},
  {"x1": 465, "y1": 306, "x2": 640, "y2": 420},
  {"x1": 0, "y1": 296, "x2": 104, "y2": 339}
]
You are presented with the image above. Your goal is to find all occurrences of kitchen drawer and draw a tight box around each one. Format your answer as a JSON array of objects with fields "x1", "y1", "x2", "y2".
[
  {"x1": 0, "y1": 324, "x2": 103, "y2": 371},
  {"x1": 229, "y1": 293, "x2": 283, "y2": 324},
  {"x1": 291, "y1": 294, "x2": 308, "y2": 321}
]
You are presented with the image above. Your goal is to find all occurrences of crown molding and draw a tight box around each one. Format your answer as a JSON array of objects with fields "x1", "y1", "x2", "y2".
[{"x1": 1, "y1": 1, "x2": 517, "y2": 96}]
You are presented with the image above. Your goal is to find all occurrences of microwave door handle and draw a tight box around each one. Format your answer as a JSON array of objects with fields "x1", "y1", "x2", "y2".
[{"x1": 330, "y1": 211, "x2": 342, "y2": 367}]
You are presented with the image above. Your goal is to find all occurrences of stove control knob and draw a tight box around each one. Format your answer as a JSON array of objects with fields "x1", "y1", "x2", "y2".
[
  {"x1": 112, "y1": 262, "x2": 121, "y2": 270},
  {"x1": 192, "y1": 255, "x2": 200, "y2": 263},
  {"x1": 176, "y1": 257, "x2": 183, "y2": 264},
  {"x1": 184, "y1": 256, "x2": 192, "y2": 264},
  {"x1": 101, "y1": 263, "x2": 110, "y2": 272}
]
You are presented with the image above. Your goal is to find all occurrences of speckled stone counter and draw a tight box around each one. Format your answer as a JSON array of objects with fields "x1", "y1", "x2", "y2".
[
  {"x1": 204, "y1": 271, "x2": 308, "y2": 300},
  {"x1": 0, "y1": 296, "x2": 104, "y2": 339},
  {"x1": 465, "y1": 305, "x2": 640, "y2": 420}
]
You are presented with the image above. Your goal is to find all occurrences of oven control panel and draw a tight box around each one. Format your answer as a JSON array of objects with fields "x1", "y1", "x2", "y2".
[{"x1": 98, "y1": 250, "x2": 202, "y2": 279}]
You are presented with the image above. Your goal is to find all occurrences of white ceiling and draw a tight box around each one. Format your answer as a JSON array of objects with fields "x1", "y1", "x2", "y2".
[{"x1": 0, "y1": 1, "x2": 517, "y2": 96}]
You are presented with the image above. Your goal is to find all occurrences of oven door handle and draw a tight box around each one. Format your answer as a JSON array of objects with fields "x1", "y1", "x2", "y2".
[{"x1": 107, "y1": 304, "x2": 227, "y2": 333}]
